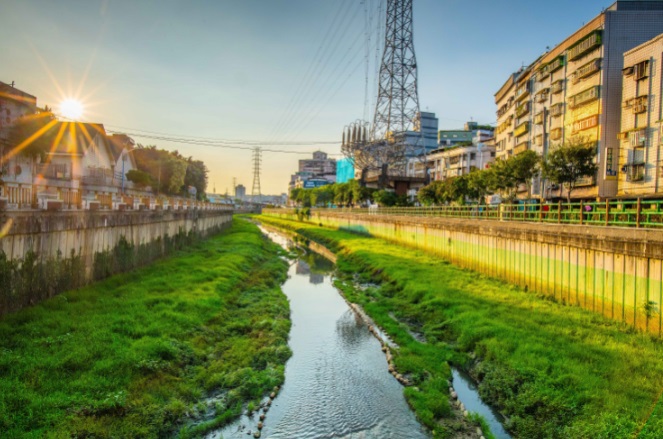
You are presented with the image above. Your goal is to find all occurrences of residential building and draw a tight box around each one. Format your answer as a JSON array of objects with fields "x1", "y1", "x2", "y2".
[
  {"x1": 428, "y1": 137, "x2": 496, "y2": 181},
  {"x1": 439, "y1": 121, "x2": 494, "y2": 148},
  {"x1": 0, "y1": 82, "x2": 38, "y2": 207},
  {"x1": 289, "y1": 151, "x2": 337, "y2": 190},
  {"x1": 494, "y1": 1, "x2": 663, "y2": 200},
  {"x1": 618, "y1": 33, "x2": 663, "y2": 197},
  {"x1": 298, "y1": 151, "x2": 336, "y2": 179}
]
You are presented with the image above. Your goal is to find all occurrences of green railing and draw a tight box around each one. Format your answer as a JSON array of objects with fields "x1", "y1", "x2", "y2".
[{"x1": 270, "y1": 199, "x2": 663, "y2": 228}]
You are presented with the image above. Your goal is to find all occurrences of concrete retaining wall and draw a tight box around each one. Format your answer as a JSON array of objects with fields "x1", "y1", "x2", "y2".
[
  {"x1": 0, "y1": 209, "x2": 233, "y2": 271},
  {"x1": 265, "y1": 210, "x2": 663, "y2": 336}
]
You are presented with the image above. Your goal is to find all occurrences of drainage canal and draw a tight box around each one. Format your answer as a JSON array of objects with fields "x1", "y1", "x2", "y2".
[{"x1": 211, "y1": 227, "x2": 428, "y2": 438}]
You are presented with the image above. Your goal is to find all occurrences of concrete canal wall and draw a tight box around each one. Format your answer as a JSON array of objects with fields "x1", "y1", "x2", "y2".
[
  {"x1": 1, "y1": 209, "x2": 233, "y2": 263},
  {"x1": 264, "y1": 209, "x2": 663, "y2": 335}
]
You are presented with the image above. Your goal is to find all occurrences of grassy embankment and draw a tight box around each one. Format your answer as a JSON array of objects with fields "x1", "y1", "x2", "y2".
[
  {"x1": 0, "y1": 218, "x2": 291, "y2": 438},
  {"x1": 257, "y1": 215, "x2": 663, "y2": 439}
]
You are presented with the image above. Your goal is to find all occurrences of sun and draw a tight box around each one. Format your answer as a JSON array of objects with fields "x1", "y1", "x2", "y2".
[{"x1": 59, "y1": 99, "x2": 84, "y2": 120}]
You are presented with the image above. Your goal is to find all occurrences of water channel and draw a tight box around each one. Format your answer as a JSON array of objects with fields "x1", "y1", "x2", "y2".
[{"x1": 211, "y1": 228, "x2": 429, "y2": 439}]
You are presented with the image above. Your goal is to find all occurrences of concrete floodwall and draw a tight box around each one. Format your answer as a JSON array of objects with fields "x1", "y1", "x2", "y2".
[
  {"x1": 0, "y1": 209, "x2": 233, "y2": 314},
  {"x1": 264, "y1": 209, "x2": 663, "y2": 336}
]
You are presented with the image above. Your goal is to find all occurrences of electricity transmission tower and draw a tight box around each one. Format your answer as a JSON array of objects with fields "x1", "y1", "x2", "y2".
[
  {"x1": 251, "y1": 147, "x2": 262, "y2": 204},
  {"x1": 342, "y1": 0, "x2": 422, "y2": 175},
  {"x1": 372, "y1": 0, "x2": 420, "y2": 142}
]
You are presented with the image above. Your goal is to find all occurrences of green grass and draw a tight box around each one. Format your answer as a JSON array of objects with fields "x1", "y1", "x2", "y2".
[
  {"x1": 257, "y1": 215, "x2": 663, "y2": 439},
  {"x1": 0, "y1": 218, "x2": 291, "y2": 438}
]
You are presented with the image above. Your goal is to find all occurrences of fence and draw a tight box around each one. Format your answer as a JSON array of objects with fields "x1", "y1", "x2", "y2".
[{"x1": 279, "y1": 199, "x2": 663, "y2": 228}]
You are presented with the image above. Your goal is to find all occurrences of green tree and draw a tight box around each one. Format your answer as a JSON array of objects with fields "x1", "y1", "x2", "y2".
[
  {"x1": 373, "y1": 189, "x2": 399, "y2": 206},
  {"x1": 541, "y1": 137, "x2": 598, "y2": 202},
  {"x1": 466, "y1": 169, "x2": 493, "y2": 204},
  {"x1": 125, "y1": 170, "x2": 152, "y2": 188},
  {"x1": 183, "y1": 158, "x2": 208, "y2": 200},
  {"x1": 489, "y1": 150, "x2": 540, "y2": 201}
]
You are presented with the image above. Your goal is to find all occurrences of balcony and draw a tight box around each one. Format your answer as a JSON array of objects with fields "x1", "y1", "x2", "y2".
[
  {"x1": 514, "y1": 121, "x2": 530, "y2": 138},
  {"x1": 550, "y1": 127, "x2": 563, "y2": 141},
  {"x1": 81, "y1": 168, "x2": 116, "y2": 187},
  {"x1": 535, "y1": 88, "x2": 549, "y2": 103},
  {"x1": 551, "y1": 80, "x2": 564, "y2": 94},
  {"x1": 534, "y1": 134, "x2": 543, "y2": 146},
  {"x1": 568, "y1": 86, "x2": 600, "y2": 109},
  {"x1": 550, "y1": 103, "x2": 564, "y2": 117},
  {"x1": 514, "y1": 141, "x2": 529, "y2": 154},
  {"x1": 572, "y1": 58, "x2": 601, "y2": 84},
  {"x1": 537, "y1": 56, "x2": 565, "y2": 81},
  {"x1": 572, "y1": 115, "x2": 599, "y2": 133},
  {"x1": 568, "y1": 30, "x2": 602, "y2": 61},
  {"x1": 515, "y1": 82, "x2": 531, "y2": 102},
  {"x1": 36, "y1": 163, "x2": 71, "y2": 180},
  {"x1": 534, "y1": 112, "x2": 544, "y2": 125},
  {"x1": 515, "y1": 101, "x2": 530, "y2": 118}
]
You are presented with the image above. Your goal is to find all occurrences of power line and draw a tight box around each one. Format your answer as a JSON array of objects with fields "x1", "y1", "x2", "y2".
[{"x1": 106, "y1": 129, "x2": 343, "y2": 156}]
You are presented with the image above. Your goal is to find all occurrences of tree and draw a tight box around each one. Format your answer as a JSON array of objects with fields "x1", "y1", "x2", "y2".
[
  {"x1": 132, "y1": 146, "x2": 189, "y2": 195},
  {"x1": 7, "y1": 112, "x2": 57, "y2": 161},
  {"x1": 541, "y1": 137, "x2": 598, "y2": 202},
  {"x1": 373, "y1": 189, "x2": 398, "y2": 206},
  {"x1": 184, "y1": 158, "x2": 208, "y2": 200},
  {"x1": 126, "y1": 169, "x2": 152, "y2": 188},
  {"x1": 489, "y1": 150, "x2": 540, "y2": 201},
  {"x1": 466, "y1": 169, "x2": 492, "y2": 204}
]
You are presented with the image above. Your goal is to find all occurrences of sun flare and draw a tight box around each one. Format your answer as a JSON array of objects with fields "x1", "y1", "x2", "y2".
[{"x1": 59, "y1": 99, "x2": 84, "y2": 120}]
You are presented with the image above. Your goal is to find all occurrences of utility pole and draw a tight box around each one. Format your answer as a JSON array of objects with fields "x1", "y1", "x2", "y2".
[
  {"x1": 233, "y1": 177, "x2": 237, "y2": 198},
  {"x1": 251, "y1": 147, "x2": 262, "y2": 204}
]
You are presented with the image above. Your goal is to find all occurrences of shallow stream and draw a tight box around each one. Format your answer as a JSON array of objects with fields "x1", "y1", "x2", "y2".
[{"x1": 210, "y1": 228, "x2": 428, "y2": 439}]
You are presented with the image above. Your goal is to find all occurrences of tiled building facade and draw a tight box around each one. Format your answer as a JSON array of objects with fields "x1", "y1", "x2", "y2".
[
  {"x1": 494, "y1": 1, "x2": 663, "y2": 200},
  {"x1": 618, "y1": 33, "x2": 663, "y2": 197}
]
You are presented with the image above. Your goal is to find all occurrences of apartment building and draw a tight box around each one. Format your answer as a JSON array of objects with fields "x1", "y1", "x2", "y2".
[
  {"x1": 618, "y1": 33, "x2": 663, "y2": 197},
  {"x1": 494, "y1": 1, "x2": 663, "y2": 200}
]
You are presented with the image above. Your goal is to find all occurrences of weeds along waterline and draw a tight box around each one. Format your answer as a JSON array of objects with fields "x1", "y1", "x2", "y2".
[
  {"x1": 256, "y1": 215, "x2": 663, "y2": 439},
  {"x1": 0, "y1": 218, "x2": 291, "y2": 438}
]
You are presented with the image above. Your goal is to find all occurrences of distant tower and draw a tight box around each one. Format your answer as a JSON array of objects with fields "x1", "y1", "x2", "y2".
[
  {"x1": 372, "y1": 0, "x2": 421, "y2": 141},
  {"x1": 251, "y1": 147, "x2": 262, "y2": 203}
]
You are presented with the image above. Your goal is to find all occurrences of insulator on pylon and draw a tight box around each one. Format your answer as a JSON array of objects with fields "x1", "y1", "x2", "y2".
[
  {"x1": 362, "y1": 126, "x2": 367, "y2": 142},
  {"x1": 352, "y1": 125, "x2": 358, "y2": 143}
]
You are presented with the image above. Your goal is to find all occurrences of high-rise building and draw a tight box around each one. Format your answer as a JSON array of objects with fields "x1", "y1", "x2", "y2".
[
  {"x1": 494, "y1": 1, "x2": 663, "y2": 200},
  {"x1": 234, "y1": 184, "x2": 246, "y2": 199},
  {"x1": 618, "y1": 32, "x2": 663, "y2": 197}
]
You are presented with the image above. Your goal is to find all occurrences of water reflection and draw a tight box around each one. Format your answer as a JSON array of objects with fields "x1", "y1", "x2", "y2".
[{"x1": 213, "y1": 230, "x2": 428, "y2": 439}]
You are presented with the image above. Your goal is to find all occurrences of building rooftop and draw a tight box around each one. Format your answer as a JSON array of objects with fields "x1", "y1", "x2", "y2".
[{"x1": 0, "y1": 81, "x2": 37, "y2": 107}]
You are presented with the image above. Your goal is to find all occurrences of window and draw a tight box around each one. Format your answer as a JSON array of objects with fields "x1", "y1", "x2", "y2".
[
  {"x1": 634, "y1": 60, "x2": 649, "y2": 81},
  {"x1": 470, "y1": 153, "x2": 476, "y2": 160},
  {"x1": 490, "y1": 152, "x2": 496, "y2": 158}
]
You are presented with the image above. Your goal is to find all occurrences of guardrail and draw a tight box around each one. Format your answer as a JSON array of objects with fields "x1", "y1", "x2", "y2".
[{"x1": 267, "y1": 199, "x2": 663, "y2": 228}]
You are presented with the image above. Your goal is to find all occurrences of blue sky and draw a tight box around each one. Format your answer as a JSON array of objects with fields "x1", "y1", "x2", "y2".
[{"x1": 0, "y1": 0, "x2": 613, "y2": 193}]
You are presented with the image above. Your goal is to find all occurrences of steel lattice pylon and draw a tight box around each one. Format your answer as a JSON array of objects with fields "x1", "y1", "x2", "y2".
[
  {"x1": 251, "y1": 147, "x2": 262, "y2": 203},
  {"x1": 342, "y1": 0, "x2": 422, "y2": 173},
  {"x1": 372, "y1": 0, "x2": 420, "y2": 142}
]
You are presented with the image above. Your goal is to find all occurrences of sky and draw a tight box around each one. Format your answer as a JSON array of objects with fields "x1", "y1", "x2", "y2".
[{"x1": 0, "y1": 0, "x2": 614, "y2": 194}]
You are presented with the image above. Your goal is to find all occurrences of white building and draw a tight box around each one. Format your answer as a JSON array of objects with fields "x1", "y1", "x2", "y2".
[{"x1": 617, "y1": 33, "x2": 663, "y2": 197}]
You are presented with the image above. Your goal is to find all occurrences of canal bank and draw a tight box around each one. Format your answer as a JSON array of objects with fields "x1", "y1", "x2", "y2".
[
  {"x1": 0, "y1": 219, "x2": 291, "y2": 438},
  {"x1": 257, "y1": 215, "x2": 663, "y2": 439}
]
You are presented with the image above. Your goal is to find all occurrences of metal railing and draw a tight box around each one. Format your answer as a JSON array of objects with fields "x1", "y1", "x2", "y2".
[{"x1": 267, "y1": 199, "x2": 663, "y2": 228}]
